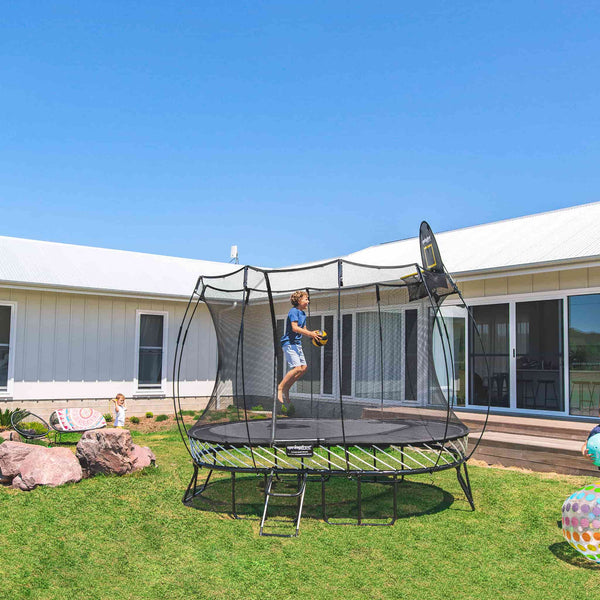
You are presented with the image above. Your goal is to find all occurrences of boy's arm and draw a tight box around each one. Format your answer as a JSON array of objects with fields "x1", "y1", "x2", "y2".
[{"x1": 291, "y1": 321, "x2": 321, "y2": 340}]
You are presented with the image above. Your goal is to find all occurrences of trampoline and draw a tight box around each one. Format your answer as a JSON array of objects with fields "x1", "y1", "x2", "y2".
[{"x1": 174, "y1": 222, "x2": 490, "y2": 536}]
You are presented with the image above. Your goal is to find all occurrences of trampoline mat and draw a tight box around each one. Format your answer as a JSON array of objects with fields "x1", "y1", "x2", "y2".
[{"x1": 187, "y1": 418, "x2": 469, "y2": 446}]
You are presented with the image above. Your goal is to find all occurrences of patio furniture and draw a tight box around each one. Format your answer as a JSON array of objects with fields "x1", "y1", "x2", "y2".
[
  {"x1": 10, "y1": 409, "x2": 51, "y2": 442},
  {"x1": 49, "y1": 407, "x2": 107, "y2": 444},
  {"x1": 517, "y1": 378, "x2": 535, "y2": 409},
  {"x1": 536, "y1": 378, "x2": 559, "y2": 410}
]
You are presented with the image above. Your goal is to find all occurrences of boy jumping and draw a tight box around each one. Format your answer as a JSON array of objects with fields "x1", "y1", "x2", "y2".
[{"x1": 278, "y1": 290, "x2": 321, "y2": 405}]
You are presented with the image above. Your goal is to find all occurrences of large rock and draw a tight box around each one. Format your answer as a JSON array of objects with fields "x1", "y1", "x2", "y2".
[
  {"x1": 12, "y1": 447, "x2": 82, "y2": 491},
  {"x1": 131, "y1": 444, "x2": 156, "y2": 470},
  {"x1": 0, "y1": 441, "x2": 45, "y2": 480},
  {"x1": 76, "y1": 428, "x2": 155, "y2": 476},
  {"x1": 0, "y1": 430, "x2": 22, "y2": 442}
]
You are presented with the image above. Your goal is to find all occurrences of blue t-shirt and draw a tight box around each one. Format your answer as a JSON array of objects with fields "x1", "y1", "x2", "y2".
[{"x1": 280, "y1": 307, "x2": 306, "y2": 347}]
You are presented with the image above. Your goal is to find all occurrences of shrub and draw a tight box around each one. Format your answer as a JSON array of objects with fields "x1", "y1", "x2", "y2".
[
  {"x1": 104, "y1": 413, "x2": 113, "y2": 423},
  {"x1": 0, "y1": 407, "x2": 21, "y2": 428},
  {"x1": 145, "y1": 412, "x2": 153, "y2": 419},
  {"x1": 130, "y1": 416, "x2": 140, "y2": 424},
  {"x1": 251, "y1": 405, "x2": 264, "y2": 411},
  {"x1": 179, "y1": 410, "x2": 196, "y2": 417},
  {"x1": 155, "y1": 414, "x2": 168, "y2": 422},
  {"x1": 281, "y1": 404, "x2": 296, "y2": 417}
]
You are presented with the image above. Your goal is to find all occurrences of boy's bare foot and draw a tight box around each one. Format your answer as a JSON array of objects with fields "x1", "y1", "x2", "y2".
[{"x1": 277, "y1": 386, "x2": 284, "y2": 404}]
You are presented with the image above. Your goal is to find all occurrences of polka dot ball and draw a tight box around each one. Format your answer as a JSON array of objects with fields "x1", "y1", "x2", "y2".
[{"x1": 562, "y1": 483, "x2": 600, "y2": 563}]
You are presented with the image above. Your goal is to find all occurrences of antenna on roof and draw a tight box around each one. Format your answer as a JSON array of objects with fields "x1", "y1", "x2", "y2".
[{"x1": 229, "y1": 245, "x2": 239, "y2": 264}]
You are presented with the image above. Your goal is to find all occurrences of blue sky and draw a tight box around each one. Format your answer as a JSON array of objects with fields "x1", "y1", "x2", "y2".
[{"x1": 2, "y1": 2, "x2": 599, "y2": 267}]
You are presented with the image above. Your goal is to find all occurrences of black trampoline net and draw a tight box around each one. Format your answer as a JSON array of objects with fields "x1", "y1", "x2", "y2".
[{"x1": 181, "y1": 259, "x2": 469, "y2": 451}]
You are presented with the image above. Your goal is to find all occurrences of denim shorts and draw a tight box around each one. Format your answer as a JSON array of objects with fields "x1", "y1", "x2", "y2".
[{"x1": 282, "y1": 344, "x2": 306, "y2": 368}]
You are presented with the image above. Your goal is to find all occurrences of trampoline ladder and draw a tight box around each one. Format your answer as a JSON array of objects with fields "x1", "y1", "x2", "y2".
[{"x1": 259, "y1": 472, "x2": 308, "y2": 537}]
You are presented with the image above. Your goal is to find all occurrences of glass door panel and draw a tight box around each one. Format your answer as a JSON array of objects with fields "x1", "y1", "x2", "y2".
[
  {"x1": 470, "y1": 304, "x2": 509, "y2": 407},
  {"x1": 432, "y1": 306, "x2": 466, "y2": 407},
  {"x1": 516, "y1": 300, "x2": 563, "y2": 411},
  {"x1": 569, "y1": 294, "x2": 600, "y2": 416}
]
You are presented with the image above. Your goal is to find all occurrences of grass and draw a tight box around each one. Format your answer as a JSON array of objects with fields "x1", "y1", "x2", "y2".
[{"x1": 1, "y1": 427, "x2": 600, "y2": 600}]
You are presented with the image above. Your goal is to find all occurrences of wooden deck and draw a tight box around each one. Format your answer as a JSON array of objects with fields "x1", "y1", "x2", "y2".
[{"x1": 461, "y1": 412, "x2": 600, "y2": 476}]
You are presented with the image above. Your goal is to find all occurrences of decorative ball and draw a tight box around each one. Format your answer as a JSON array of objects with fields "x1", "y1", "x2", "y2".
[
  {"x1": 312, "y1": 330, "x2": 328, "y2": 347},
  {"x1": 587, "y1": 434, "x2": 600, "y2": 466},
  {"x1": 561, "y1": 483, "x2": 600, "y2": 563}
]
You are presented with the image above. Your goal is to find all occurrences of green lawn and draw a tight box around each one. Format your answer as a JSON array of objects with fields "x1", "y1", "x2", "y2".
[{"x1": 1, "y1": 428, "x2": 599, "y2": 600}]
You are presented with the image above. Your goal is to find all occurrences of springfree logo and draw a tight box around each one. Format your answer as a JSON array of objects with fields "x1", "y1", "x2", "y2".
[{"x1": 285, "y1": 444, "x2": 314, "y2": 457}]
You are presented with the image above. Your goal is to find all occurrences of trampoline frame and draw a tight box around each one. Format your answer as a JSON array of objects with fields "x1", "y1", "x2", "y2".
[
  {"x1": 182, "y1": 457, "x2": 475, "y2": 534},
  {"x1": 173, "y1": 223, "x2": 490, "y2": 534}
]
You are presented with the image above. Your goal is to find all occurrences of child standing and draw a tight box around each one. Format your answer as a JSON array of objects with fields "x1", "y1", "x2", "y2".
[
  {"x1": 277, "y1": 291, "x2": 321, "y2": 405},
  {"x1": 113, "y1": 393, "x2": 127, "y2": 428}
]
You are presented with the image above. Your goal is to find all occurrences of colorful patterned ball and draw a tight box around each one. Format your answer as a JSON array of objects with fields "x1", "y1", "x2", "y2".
[
  {"x1": 562, "y1": 482, "x2": 600, "y2": 563},
  {"x1": 587, "y1": 434, "x2": 600, "y2": 467}
]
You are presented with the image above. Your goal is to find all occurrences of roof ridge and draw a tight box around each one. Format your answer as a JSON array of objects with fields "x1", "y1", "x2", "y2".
[
  {"x1": 0, "y1": 234, "x2": 231, "y2": 266},
  {"x1": 363, "y1": 200, "x2": 600, "y2": 252},
  {"x1": 436, "y1": 200, "x2": 600, "y2": 238}
]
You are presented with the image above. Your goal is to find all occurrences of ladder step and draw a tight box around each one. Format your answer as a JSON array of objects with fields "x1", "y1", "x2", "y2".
[{"x1": 260, "y1": 473, "x2": 308, "y2": 537}]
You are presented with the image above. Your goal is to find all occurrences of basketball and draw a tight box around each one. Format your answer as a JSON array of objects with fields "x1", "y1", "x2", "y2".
[{"x1": 312, "y1": 330, "x2": 328, "y2": 347}]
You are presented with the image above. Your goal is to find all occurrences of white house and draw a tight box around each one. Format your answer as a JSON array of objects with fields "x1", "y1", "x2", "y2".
[
  {"x1": 0, "y1": 238, "x2": 236, "y2": 417},
  {"x1": 1, "y1": 201, "x2": 599, "y2": 420}
]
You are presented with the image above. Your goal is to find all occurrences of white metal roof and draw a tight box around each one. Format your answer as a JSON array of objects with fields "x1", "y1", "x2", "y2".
[
  {"x1": 0, "y1": 236, "x2": 237, "y2": 299},
  {"x1": 1, "y1": 202, "x2": 599, "y2": 298},
  {"x1": 345, "y1": 201, "x2": 600, "y2": 277}
]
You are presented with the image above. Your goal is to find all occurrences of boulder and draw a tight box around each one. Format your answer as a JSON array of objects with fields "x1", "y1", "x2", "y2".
[
  {"x1": 0, "y1": 430, "x2": 22, "y2": 442},
  {"x1": 76, "y1": 428, "x2": 155, "y2": 476},
  {"x1": 0, "y1": 441, "x2": 45, "y2": 480},
  {"x1": 131, "y1": 444, "x2": 156, "y2": 471},
  {"x1": 11, "y1": 447, "x2": 82, "y2": 491}
]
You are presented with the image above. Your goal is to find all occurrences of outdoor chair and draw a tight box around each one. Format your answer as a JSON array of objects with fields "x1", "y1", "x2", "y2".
[
  {"x1": 49, "y1": 407, "x2": 107, "y2": 444},
  {"x1": 10, "y1": 409, "x2": 51, "y2": 442}
]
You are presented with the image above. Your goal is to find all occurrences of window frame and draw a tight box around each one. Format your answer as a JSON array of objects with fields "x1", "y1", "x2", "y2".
[
  {"x1": 134, "y1": 310, "x2": 168, "y2": 395},
  {"x1": 0, "y1": 301, "x2": 16, "y2": 397}
]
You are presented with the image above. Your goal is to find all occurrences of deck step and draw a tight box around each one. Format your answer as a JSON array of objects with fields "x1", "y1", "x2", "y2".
[
  {"x1": 469, "y1": 430, "x2": 600, "y2": 476},
  {"x1": 362, "y1": 406, "x2": 596, "y2": 441},
  {"x1": 459, "y1": 411, "x2": 593, "y2": 441}
]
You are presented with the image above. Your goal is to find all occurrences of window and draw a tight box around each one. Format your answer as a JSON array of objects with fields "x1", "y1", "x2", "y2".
[
  {"x1": 355, "y1": 310, "x2": 402, "y2": 401},
  {"x1": 0, "y1": 305, "x2": 12, "y2": 392},
  {"x1": 136, "y1": 312, "x2": 167, "y2": 391},
  {"x1": 341, "y1": 314, "x2": 353, "y2": 396},
  {"x1": 278, "y1": 313, "x2": 334, "y2": 397},
  {"x1": 322, "y1": 315, "x2": 334, "y2": 395},
  {"x1": 405, "y1": 309, "x2": 418, "y2": 401},
  {"x1": 297, "y1": 315, "x2": 323, "y2": 394}
]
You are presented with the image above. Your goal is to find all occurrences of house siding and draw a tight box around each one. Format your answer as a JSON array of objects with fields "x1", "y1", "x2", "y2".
[
  {"x1": 458, "y1": 267, "x2": 595, "y2": 299},
  {"x1": 0, "y1": 288, "x2": 216, "y2": 412}
]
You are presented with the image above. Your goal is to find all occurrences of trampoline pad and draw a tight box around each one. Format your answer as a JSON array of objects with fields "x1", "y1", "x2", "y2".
[{"x1": 188, "y1": 418, "x2": 469, "y2": 446}]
